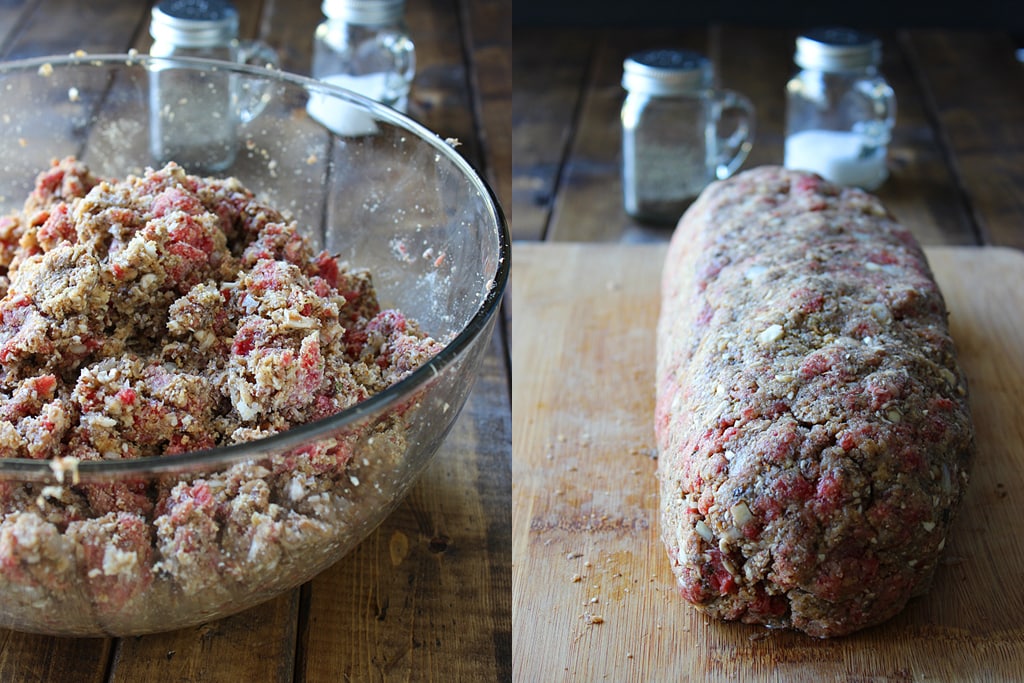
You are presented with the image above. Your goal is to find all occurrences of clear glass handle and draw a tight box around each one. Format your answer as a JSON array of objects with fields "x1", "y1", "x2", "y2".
[
  {"x1": 711, "y1": 89, "x2": 756, "y2": 180},
  {"x1": 234, "y1": 40, "x2": 279, "y2": 123},
  {"x1": 854, "y1": 77, "x2": 896, "y2": 147},
  {"x1": 380, "y1": 33, "x2": 415, "y2": 109}
]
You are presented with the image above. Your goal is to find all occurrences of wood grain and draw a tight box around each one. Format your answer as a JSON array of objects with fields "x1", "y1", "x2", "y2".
[
  {"x1": 512, "y1": 242, "x2": 1024, "y2": 681},
  {"x1": 0, "y1": 0, "x2": 33, "y2": 55},
  {"x1": 303, "y1": 331, "x2": 512, "y2": 682},
  {"x1": 0, "y1": 630, "x2": 111, "y2": 683},
  {"x1": 869, "y1": 29, "x2": 977, "y2": 244},
  {"x1": 512, "y1": 26, "x2": 1010, "y2": 246},
  {"x1": 710, "y1": 25, "x2": 790, "y2": 169},
  {"x1": 250, "y1": 0, "x2": 322, "y2": 74},
  {"x1": 463, "y1": 0, "x2": 512, "y2": 214},
  {"x1": 902, "y1": 30, "x2": 1024, "y2": 250},
  {"x1": 402, "y1": 0, "x2": 481, "y2": 169},
  {"x1": 510, "y1": 27, "x2": 594, "y2": 241},
  {"x1": 109, "y1": 592, "x2": 300, "y2": 683},
  {"x1": 0, "y1": 0, "x2": 147, "y2": 58},
  {"x1": 0, "y1": 2, "x2": 510, "y2": 682},
  {"x1": 547, "y1": 28, "x2": 707, "y2": 243}
]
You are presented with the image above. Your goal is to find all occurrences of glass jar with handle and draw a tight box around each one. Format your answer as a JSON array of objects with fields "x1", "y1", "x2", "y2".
[
  {"x1": 148, "y1": 0, "x2": 279, "y2": 173},
  {"x1": 784, "y1": 27, "x2": 896, "y2": 190},
  {"x1": 621, "y1": 48, "x2": 756, "y2": 226},
  {"x1": 308, "y1": 0, "x2": 415, "y2": 136}
]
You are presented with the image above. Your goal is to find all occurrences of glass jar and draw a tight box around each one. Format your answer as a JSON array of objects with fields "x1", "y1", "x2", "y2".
[
  {"x1": 308, "y1": 0, "x2": 416, "y2": 136},
  {"x1": 149, "y1": 0, "x2": 277, "y2": 172},
  {"x1": 784, "y1": 27, "x2": 896, "y2": 189},
  {"x1": 621, "y1": 49, "x2": 755, "y2": 225}
]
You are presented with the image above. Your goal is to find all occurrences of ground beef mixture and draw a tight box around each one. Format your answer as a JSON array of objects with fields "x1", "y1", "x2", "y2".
[
  {"x1": 0, "y1": 158, "x2": 443, "y2": 633},
  {"x1": 655, "y1": 166, "x2": 975, "y2": 638}
]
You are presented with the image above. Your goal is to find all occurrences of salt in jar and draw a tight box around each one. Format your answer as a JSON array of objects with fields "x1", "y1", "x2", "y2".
[{"x1": 784, "y1": 27, "x2": 896, "y2": 189}]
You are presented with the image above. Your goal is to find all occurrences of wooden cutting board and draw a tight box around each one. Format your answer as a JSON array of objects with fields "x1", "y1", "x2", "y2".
[{"x1": 511, "y1": 243, "x2": 1024, "y2": 682}]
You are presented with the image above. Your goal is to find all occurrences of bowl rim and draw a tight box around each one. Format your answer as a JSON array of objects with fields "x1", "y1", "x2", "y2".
[{"x1": 0, "y1": 53, "x2": 510, "y2": 483}]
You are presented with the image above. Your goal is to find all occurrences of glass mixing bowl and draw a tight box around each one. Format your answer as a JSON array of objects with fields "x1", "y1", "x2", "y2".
[{"x1": 0, "y1": 53, "x2": 507, "y2": 636}]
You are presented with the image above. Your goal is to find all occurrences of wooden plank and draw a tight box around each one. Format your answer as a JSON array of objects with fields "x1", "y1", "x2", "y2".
[
  {"x1": 0, "y1": 0, "x2": 148, "y2": 58},
  {"x1": 547, "y1": 28, "x2": 708, "y2": 243},
  {"x1": 406, "y1": 0, "x2": 481, "y2": 167},
  {"x1": 902, "y1": 30, "x2": 1024, "y2": 152},
  {"x1": 953, "y1": 150, "x2": 1024, "y2": 250},
  {"x1": 710, "y1": 25, "x2": 790, "y2": 171},
  {"x1": 537, "y1": 26, "x2": 984, "y2": 246},
  {"x1": 0, "y1": 0, "x2": 34, "y2": 54},
  {"x1": 510, "y1": 27, "x2": 593, "y2": 241},
  {"x1": 108, "y1": 592, "x2": 299, "y2": 683},
  {"x1": 512, "y1": 242, "x2": 1024, "y2": 681},
  {"x1": 902, "y1": 29, "x2": 1024, "y2": 250},
  {"x1": 512, "y1": 244, "x2": 663, "y2": 678},
  {"x1": 302, "y1": 330, "x2": 512, "y2": 682},
  {"x1": 248, "y1": 0, "x2": 322, "y2": 74},
  {"x1": 462, "y1": 0, "x2": 512, "y2": 216},
  {"x1": 0, "y1": 631, "x2": 112, "y2": 683},
  {"x1": 873, "y1": 29, "x2": 978, "y2": 246}
]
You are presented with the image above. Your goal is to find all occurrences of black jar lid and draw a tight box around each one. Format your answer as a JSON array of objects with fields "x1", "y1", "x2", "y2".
[
  {"x1": 795, "y1": 27, "x2": 882, "y2": 72},
  {"x1": 622, "y1": 49, "x2": 713, "y2": 96},
  {"x1": 150, "y1": 0, "x2": 239, "y2": 48}
]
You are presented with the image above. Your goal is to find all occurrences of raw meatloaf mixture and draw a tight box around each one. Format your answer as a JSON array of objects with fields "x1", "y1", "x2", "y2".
[
  {"x1": 655, "y1": 166, "x2": 974, "y2": 638},
  {"x1": 0, "y1": 158, "x2": 442, "y2": 629}
]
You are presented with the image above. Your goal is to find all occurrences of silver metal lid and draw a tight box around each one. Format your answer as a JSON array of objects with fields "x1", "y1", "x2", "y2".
[
  {"x1": 795, "y1": 27, "x2": 882, "y2": 72},
  {"x1": 622, "y1": 49, "x2": 713, "y2": 96},
  {"x1": 322, "y1": 0, "x2": 406, "y2": 25},
  {"x1": 150, "y1": 0, "x2": 239, "y2": 48}
]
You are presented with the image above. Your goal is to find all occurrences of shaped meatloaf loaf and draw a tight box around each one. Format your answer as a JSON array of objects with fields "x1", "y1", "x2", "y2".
[{"x1": 655, "y1": 166, "x2": 974, "y2": 638}]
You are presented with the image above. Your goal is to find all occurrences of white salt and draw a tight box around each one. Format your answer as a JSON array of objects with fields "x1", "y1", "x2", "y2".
[
  {"x1": 306, "y1": 73, "x2": 406, "y2": 136},
  {"x1": 784, "y1": 129, "x2": 888, "y2": 190}
]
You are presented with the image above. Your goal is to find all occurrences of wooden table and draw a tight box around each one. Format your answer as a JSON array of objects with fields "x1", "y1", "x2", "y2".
[
  {"x1": 512, "y1": 25, "x2": 1023, "y2": 248},
  {"x1": 0, "y1": 1, "x2": 511, "y2": 682},
  {"x1": 512, "y1": 23, "x2": 1024, "y2": 681}
]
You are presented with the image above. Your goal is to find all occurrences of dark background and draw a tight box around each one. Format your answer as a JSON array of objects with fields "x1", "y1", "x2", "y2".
[{"x1": 513, "y1": 0, "x2": 1024, "y2": 30}]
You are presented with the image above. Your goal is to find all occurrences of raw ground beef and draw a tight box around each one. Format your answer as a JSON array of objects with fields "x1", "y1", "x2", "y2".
[
  {"x1": 655, "y1": 166, "x2": 975, "y2": 638},
  {"x1": 0, "y1": 158, "x2": 443, "y2": 632}
]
